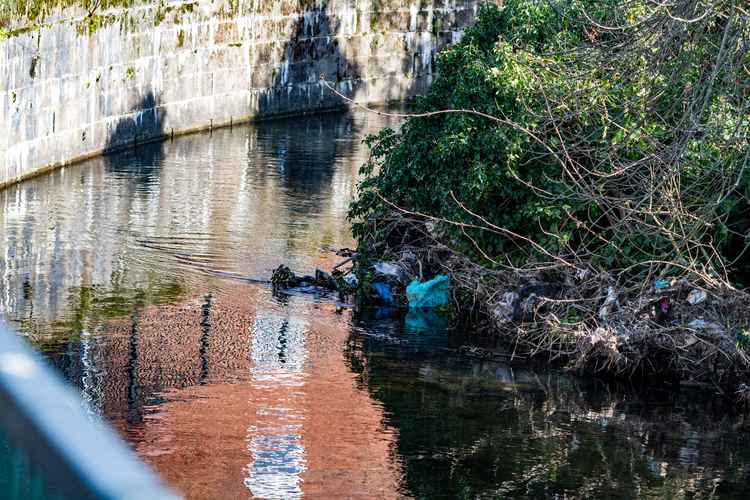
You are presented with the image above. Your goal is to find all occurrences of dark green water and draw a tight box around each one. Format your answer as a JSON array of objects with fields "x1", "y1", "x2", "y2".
[
  {"x1": 348, "y1": 315, "x2": 750, "y2": 499},
  {"x1": 1, "y1": 109, "x2": 749, "y2": 499},
  {"x1": 0, "y1": 429, "x2": 66, "y2": 500}
]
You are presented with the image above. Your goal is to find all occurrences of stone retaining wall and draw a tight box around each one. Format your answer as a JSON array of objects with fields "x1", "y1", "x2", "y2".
[{"x1": 0, "y1": 0, "x2": 479, "y2": 187}]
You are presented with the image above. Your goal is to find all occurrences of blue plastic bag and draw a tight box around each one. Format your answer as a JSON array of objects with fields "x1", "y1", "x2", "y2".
[
  {"x1": 406, "y1": 275, "x2": 450, "y2": 309},
  {"x1": 654, "y1": 279, "x2": 670, "y2": 290},
  {"x1": 371, "y1": 282, "x2": 395, "y2": 304}
]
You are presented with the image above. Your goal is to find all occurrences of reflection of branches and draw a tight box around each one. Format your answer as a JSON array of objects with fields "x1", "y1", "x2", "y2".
[
  {"x1": 351, "y1": 341, "x2": 748, "y2": 498},
  {"x1": 86, "y1": 0, "x2": 103, "y2": 18}
]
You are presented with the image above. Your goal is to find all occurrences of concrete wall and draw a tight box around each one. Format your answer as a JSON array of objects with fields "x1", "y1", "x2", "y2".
[{"x1": 0, "y1": 0, "x2": 479, "y2": 187}]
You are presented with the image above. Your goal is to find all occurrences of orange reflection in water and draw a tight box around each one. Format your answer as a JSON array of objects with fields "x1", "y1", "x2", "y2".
[{"x1": 125, "y1": 290, "x2": 406, "y2": 499}]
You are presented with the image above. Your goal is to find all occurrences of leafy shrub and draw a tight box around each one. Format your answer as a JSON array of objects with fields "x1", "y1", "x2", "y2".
[{"x1": 350, "y1": 0, "x2": 750, "y2": 283}]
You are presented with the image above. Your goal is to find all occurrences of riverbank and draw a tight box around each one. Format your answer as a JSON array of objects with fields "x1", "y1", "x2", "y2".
[
  {"x1": 342, "y1": 214, "x2": 750, "y2": 401},
  {"x1": 344, "y1": 1, "x2": 750, "y2": 401}
]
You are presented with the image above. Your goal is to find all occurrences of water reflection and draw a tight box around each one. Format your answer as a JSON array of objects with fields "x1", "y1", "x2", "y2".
[
  {"x1": 0, "y1": 110, "x2": 377, "y2": 335},
  {"x1": 103, "y1": 91, "x2": 167, "y2": 190},
  {"x1": 0, "y1": 109, "x2": 408, "y2": 498},
  {"x1": 198, "y1": 294, "x2": 213, "y2": 385},
  {"x1": 1, "y1": 109, "x2": 750, "y2": 499},
  {"x1": 345, "y1": 319, "x2": 750, "y2": 499},
  {"x1": 246, "y1": 315, "x2": 308, "y2": 499}
]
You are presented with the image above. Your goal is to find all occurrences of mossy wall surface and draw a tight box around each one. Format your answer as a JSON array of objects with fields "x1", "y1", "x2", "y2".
[{"x1": 0, "y1": 0, "x2": 479, "y2": 187}]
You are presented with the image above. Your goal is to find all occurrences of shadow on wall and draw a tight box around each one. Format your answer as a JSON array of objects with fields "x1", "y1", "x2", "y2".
[
  {"x1": 103, "y1": 92, "x2": 167, "y2": 188},
  {"x1": 250, "y1": 5, "x2": 363, "y2": 214},
  {"x1": 254, "y1": 1, "x2": 433, "y2": 116},
  {"x1": 256, "y1": 3, "x2": 361, "y2": 116}
]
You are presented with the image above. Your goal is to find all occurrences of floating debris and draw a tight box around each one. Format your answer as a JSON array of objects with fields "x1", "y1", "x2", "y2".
[
  {"x1": 373, "y1": 261, "x2": 404, "y2": 282},
  {"x1": 371, "y1": 282, "x2": 395, "y2": 305}
]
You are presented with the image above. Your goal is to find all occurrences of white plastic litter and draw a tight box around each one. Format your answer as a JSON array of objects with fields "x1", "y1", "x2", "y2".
[
  {"x1": 492, "y1": 292, "x2": 519, "y2": 325},
  {"x1": 374, "y1": 262, "x2": 403, "y2": 280},
  {"x1": 688, "y1": 319, "x2": 725, "y2": 335},
  {"x1": 598, "y1": 286, "x2": 619, "y2": 322},
  {"x1": 686, "y1": 289, "x2": 707, "y2": 305}
]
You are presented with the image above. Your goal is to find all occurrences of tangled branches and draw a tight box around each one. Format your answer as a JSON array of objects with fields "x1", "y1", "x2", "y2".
[
  {"x1": 351, "y1": 0, "x2": 749, "y2": 283},
  {"x1": 346, "y1": 0, "x2": 750, "y2": 395},
  {"x1": 541, "y1": 0, "x2": 750, "y2": 283},
  {"x1": 360, "y1": 212, "x2": 750, "y2": 394}
]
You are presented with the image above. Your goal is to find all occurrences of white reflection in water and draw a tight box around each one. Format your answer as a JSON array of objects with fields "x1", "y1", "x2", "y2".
[
  {"x1": 80, "y1": 328, "x2": 104, "y2": 419},
  {"x1": 245, "y1": 314, "x2": 308, "y2": 499}
]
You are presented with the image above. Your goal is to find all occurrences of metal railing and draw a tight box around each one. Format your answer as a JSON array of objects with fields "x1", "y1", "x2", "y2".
[{"x1": 0, "y1": 322, "x2": 180, "y2": 500}]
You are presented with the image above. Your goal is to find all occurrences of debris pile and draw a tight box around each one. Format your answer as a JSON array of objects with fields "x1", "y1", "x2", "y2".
[
  {"x1": 345, "y1": 215, "x2": 750, "y2": 400},
  {"x1": 271, "y1": 265, "x2": 337, "y2": 291},
  {"x1": 271, "y1": 215, "x2": 750, "y2": 401},
  {"x1": 271, "y1": 249, "x2": 451, "y2": 311}
]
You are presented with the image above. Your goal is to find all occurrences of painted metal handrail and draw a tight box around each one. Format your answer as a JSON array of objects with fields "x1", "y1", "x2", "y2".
[{"x1": 0, "y1": 322, "x2": 180, "y2": 500}]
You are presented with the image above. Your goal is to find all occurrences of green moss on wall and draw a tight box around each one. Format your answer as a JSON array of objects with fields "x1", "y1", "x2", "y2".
[
  {"x1": 0, "y1": 0, "x2": 145, "y2": 40},
  {"x1": 1, "y1": 0, "x2": 137, "y2": 26},
  {"x1": 432, "y1": 16, "x2": 443, "y2": 38},
  {"x1": 153, "y1": 1, "x2": 170, "y2": 26},
  {"x1": 75, "y1": 12, "x2": 117, "y2": 34}
]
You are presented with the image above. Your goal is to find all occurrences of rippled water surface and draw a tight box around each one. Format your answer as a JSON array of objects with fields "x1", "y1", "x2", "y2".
[{"x1": 2, "y1": 110, "x2": 750, "y2": 499}]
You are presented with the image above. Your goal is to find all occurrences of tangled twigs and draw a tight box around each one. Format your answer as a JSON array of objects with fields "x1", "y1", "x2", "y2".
[{"x1": 360, "y1": 211, "x2": 750, "y2": 398}]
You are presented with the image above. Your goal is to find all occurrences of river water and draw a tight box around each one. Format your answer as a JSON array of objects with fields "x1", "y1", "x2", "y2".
[{"x1": 1, "y1": 109, "x2": 750, "y2": 499}]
